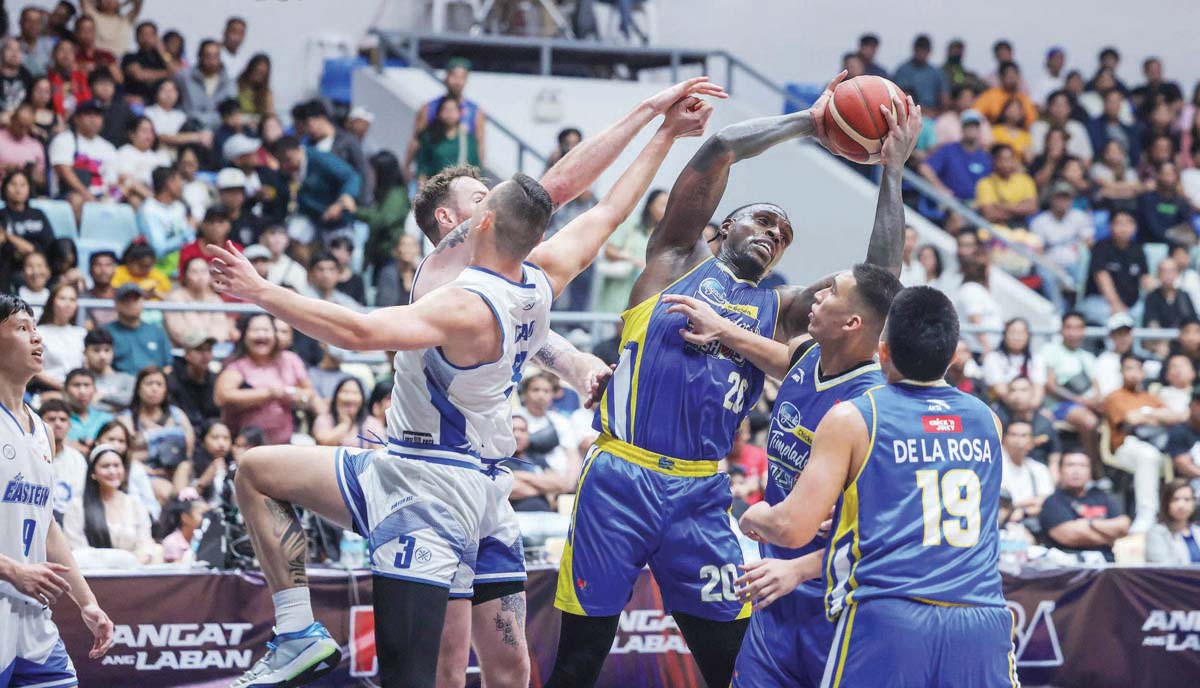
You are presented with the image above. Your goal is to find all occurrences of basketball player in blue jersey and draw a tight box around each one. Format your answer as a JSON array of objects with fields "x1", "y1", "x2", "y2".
[
  {"x1": 547, "y1": 71, "x2": 920, "y2": 688},
  {"x1": 741, "y1": 286, "x2": 1017, "y2": 688},
  {"x1": 211, "y1": 96, "x2": 714, "y2": 688},
  {"x1": 0, "y1": 295, "x2": 114, "y2": 687}
]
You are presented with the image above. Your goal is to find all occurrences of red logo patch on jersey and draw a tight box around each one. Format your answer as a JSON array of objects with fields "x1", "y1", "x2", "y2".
[{"x1": 922, "y1": 416, "x2": 962, "y2": 433}]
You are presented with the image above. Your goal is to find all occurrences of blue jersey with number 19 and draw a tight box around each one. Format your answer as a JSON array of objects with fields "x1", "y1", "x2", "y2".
[
  {"x1": 825, "y1": 381, "x2": 1005, "y2": 620},
  {"x1": 593, "y1": 258, "x2": 780, "y2": 462}
]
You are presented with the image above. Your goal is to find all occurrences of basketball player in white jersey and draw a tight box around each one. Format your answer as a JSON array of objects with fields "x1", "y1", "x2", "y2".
[
  {"x1": 0, "y1": 295, "x2": 113, "y2": 686},
  {"x1": 408, "y1": 77, "x2": 726, "y2": 688},
  {"x1": 210, "y1": 94, "x2": 713, "y2": 688}
]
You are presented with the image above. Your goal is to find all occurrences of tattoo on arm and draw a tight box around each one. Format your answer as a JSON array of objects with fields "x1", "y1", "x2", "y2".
[
  {"x1": 265, "y1": 498, "x2": 308, "y2": 587},
  {"x1": 431, "y1": 220, "x2": 471, "y2": 255},
  {"x1": 864, "y1": 168, "x2": 905, "y2": 273}
]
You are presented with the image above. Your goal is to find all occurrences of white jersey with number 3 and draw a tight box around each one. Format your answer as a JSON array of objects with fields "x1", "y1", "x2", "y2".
[
  {"x1": 386, "y1": 262, "x2": 553, "y2": 464},
  {"x1": 0, "y1": 405, "x2": 55, "y2": 602}
]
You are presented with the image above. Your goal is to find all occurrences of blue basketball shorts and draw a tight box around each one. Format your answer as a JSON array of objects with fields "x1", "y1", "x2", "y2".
[
  {"x1": 733, "y1": 582, "x2": 833, "y2": 688},
  {"x1": 554, "y1": 447, "x2": 750, "y2": 622},
  {"x1": 820, "y1": 598, "x2": 1019, "y2": 688}
]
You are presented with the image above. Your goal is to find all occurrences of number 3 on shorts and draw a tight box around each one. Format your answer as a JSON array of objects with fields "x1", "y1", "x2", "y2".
[
  {"x1": 393, "y1": 535, "x2": 417, "y2": 569},
  {"x1": 699, "y1": 563, "x2": 739, "y2": 602}
]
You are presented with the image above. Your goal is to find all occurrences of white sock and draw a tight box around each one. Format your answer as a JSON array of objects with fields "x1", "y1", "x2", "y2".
[{"x1": 273, "y1": 587, "x2": 314, "y2": 634}]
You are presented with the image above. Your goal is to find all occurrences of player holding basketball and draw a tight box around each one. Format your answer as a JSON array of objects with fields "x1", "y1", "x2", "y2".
[
  {"x1": 214, "y1": 94, "x2": 713, "y2": 688},
  {"x1": 659, "y1": 81, "x2": 918, "y2": 688},
  {"x1": 740, "y1": 286, "x2": 1018, "y2": 687},
  {"x1": 546, "y1": 72, "x2": 918, "y2": 688},
  {"x1": 406, "y1": 77, "x2": 725, "y2": 688},
  {"x1": 0, "y1": 295, "x2": 114, "y2": 686}
]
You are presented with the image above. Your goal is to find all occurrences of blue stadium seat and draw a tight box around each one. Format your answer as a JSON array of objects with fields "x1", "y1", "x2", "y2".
[
  {"x1": 29, "y1": 199, "x2": 78, "y2": 239},
  {"x1": 80, "y1": 203, "x2": 139, "y2": 250},
  {"x1": 320, "y1": 57, "x2": 369, "y2": 104},
  {"x1": 1092, "y1": 210, "x2": 1111, "y2": 242}
]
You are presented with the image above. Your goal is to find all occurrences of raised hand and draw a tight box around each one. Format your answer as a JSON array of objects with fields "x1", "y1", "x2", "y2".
[
  {"x1": 642, "y1": 76, "x2": 728, "y2": 115},
  {"x1": 808, "y1": 70, "x2": 848, "y2": 151},
  {"x1": 207, "y1": 240, "x2": 269, "y2": 301},
  {"x1": 662, "y1": 294, "x2": 728, "y2": 346},
  {"x1": 880, "y1": 94, "x2": 921, "y2": 169},
  {"x1": 661, "y1": 96, "x2": 714, "y2": 140}
]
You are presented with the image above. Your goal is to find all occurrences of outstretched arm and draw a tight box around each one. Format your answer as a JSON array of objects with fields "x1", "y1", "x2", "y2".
[
  {"x1": 529, "y1": 97, "x2": 713, "y2": 297},
  {"x1": 774, "y1": 94, "x2": 921, "y2": 340},
  {"x1": 739, "y1": 401, "x2": 864, "y2": 548},
  {"x1": 532, "y1": 331, "x2": 612, "y2": 409},
  {"x1": 207, "y1": 241, "x2": 492, "y2": 354},
  {"x1": 661, "y1": 293, "x2": 792, "y2": 379},
  {"x1": 539, "y1": 77, "x2": 726, "y2": 209}
]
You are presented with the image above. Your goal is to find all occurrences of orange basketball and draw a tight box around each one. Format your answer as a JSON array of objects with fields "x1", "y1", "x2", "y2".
[{"x1": 822, "y1": 76, "x2": 909, "y2": 164}]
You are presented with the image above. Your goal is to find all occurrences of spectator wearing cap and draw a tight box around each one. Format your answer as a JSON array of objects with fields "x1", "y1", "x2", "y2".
[
  {"x1": 176, "y1": 39, "x2": 236, "y2": 130},
  {"x1": 224, "y1": 133, "x2": 288, "y2": 225},
  {"x1": 73, "y1": 16, "x2": 119, "y2": 86},
  {"x1": 272, "y1": 136, "x2": 361, "y2": 244},
  {"x1": 48, "y1": 98, "x2": 117, "y2": 221},
  {"x1": 137, "y1": 166, "x2": 194, "y2": 268},
  {"x1": 918, "y1": 109, "x2": 992, "y2": 203},
  {"x1": 112, "y1": 116, "x2": 169, "y2": 204},
  {"x1": 1136, "y1": 162, "x2": 1194, "y2": 246},
  {"x1": 88, "y1": 68, "x2": 134, "y2": 147},
  {"x1": 1039, "y1": 450, "x2": 1130, "y2": 562},
  {"x1": 64, "y1": 368, "x2": 114, "y2": 453},
  {"x1": 975, "y1": 143, "x2": 1037, "y2": 228},
  {"x1": 1030, "y1": 181, "x2": 1094, "y2": 304},
  {"x1": 16, "y1": 7, "x2": 54, "y2": 78},
  {"x1": 892, "y1": 34, "x2": 946, "y2": 112},
  {"x1": 975, "y1": 62, "x2": 1038, "y2": 127},
  {"x1": 1030, "y1": 47, "x2": 1067, "y2": 106},
  {"x1": 112, "y1": 242, "x2": 170, "y2": 299},
  {"x1": 346, "y1": 106, "x2": 373, "y2": 147},
  {"x1": 298, "y1": 100, "x2": 371, "y2": 203},
  {"x1": 1095, "y1": 312, "x2": 1141, "y2": 397},
  {"x1": 1131, "y1": 57, "x2": 1184, "y2": 118},
  {"x1": 1028, "y1": 91, "x2": 1094, "y2": 165},
  {"x1": 102, "y1": 282, "x2": 172, "y2": 375},
  {"x1": 301, "y1": 251, "x2": 362, "y2": 309},
  {"x1": 120, "y1": 20, "x2": 172, "y2": 104},
  {"x1": 216, "y1": 168, "x2": 263, "y2": 247},
  {"x1": 939, "y1": 38, "x2": 984, "y2": 94},
  {"x1": 1102, "y1": 353, "x2": 1183, "y2": 532},
  {"x1": 244, "y1": 243, "x2": 272, "y2": 280},
  {"x1": 254, "y1": 225, "x2": 305, "y2": 292},
  {"x1": 46, "y1": 40, "x2": 91, "y2": 118},
  {"x1": 167, "y1": 332, "x2": 221, "y2": 429},
  {"x1": 83, "y1": 328, "x2": 135, "y2": 413},
  {"x1": 213, "y1": 98, "x2": 253, "y2": 168},
  {"x1": 1081, "y1": 210, "x2": 1150, "y2": 325},
  {"x1": 177, "y1": 208, "x2": 243, "y2": 283},
  {"x1": 83, "y1": 249, "x2": 118, "y2": 327},
  {"x1": 406, "y1": 58, "x2": 487, "y2": 174},
  {"x1": 164, "y1": 256, "x2": 239, "y2": 348},
  {"x1": 856, "y1": 33, "x2": 887, "y2": 78},
  {"x1": 235, "y1": 53, "x2": 273, "y2": 123},
  {"x1": 1143, "y1": 257, "x2": 1197, "y2": 331}
]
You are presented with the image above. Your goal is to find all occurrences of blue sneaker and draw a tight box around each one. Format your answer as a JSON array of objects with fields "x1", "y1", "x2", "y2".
[{"x1": 230, "y1": 622, "x2": 341, "y2": 687}]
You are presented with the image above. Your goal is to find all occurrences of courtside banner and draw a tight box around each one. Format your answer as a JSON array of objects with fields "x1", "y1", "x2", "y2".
[{"x1": 52, "y1": 566, "x2": 1200, "y2": 687}]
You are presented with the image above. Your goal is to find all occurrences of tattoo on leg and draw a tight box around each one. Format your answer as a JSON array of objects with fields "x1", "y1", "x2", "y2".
[
  {"x1": 265, "y1": 498, "x2": 308, "y2": 586},
  {"x1": 494, "y1": 614, "x2": 518, "y2": 648},
  {"x1": 500, "y1": 593, "x2": 527, "y2": 631}
]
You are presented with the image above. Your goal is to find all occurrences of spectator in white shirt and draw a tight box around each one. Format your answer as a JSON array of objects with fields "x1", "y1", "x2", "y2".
[
  {"x1": 1157, "y1": 354, "x2": 1196, "y2": 415},
  {"x1": 1030, "y1": 181, "x2": 1094, "y2": 309},
  {"x1": 898, "y1": 225, "x2": 927, "y2": 287},
  {"x1": 518, "y1": 370, "x2": 583, "y2": 491},
  {"x1": 1028, "y1": 91, "x2": 1094, "y2": 164},
  {"x1": 258, "y1": 224, "x2": 306, "y2": 292},
  {"x1": 956, "y1": 254, "x2": 1004, "y2": 354},
  {"x1": 143, "y1": 79, "x2": 212, "y2": 152},
  {"x1": 48, "y1": 100, "x2": 117, "y2": 221},
  {"x1": 1040, "y1": 311, "x2": 1103, "y2": 459},
  {"x1": 1029, "y1": 47, "x2": 1067, "y2": 107},
  {"x1": 916, "y1": 244, "x2": 943, "y2": 286},
  {"x1": 220, "y1": 17, "x2": 250, "y2": 79},
  {"x1": 41, "y1": 398, "x2": 89, "y2": 521},
  {"x1": 1000, "y1": 420, "x2": 1055, "y2": 522},
  {"x1": 112, "y1": 115, "x2": 169, "y2": 205},
  {"x1": 983, "y1": 317, "x2": 1046, "y2": 404}
]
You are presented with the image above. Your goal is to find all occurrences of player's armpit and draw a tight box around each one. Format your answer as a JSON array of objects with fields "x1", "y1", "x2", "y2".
[{"x1": 767, "y1": 401, "x2": 865, "y2": 548}]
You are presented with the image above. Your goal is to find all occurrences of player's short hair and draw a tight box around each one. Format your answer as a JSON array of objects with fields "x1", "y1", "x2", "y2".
[
  {"x1": 849, "y1": 263, "x2": 902, "y2": 337},
  {"x1": 486, "y1": 174, "x2": 552, "y2": 261},
  {"x1": 884, "y1": 286, "x2": 958, "y2": 382},
  {"x1": 723, "y1": 203, "x2": 789, "y2": 226},
  {"x1": 38, "y1": 398, "x2": 71, "y2": 417},
  {"x1": 0, "y1": 294, "x2": 34, "y2": 325},
  {"x1": 412, "y1": 165, "x2": 485, "y2": 243}
]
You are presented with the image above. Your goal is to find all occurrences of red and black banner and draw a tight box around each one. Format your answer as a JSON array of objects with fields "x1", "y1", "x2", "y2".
[{"x1": 51, "y1": 565, "x2": 1200, "y2": 687}]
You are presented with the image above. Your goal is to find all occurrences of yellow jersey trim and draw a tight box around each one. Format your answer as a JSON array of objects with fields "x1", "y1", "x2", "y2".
[
  {"x1": 831, "y1": 603, "x2": 859, "y2": 687},
  {"x1": 555, "y1": 448, "x2": 600, "y2": 616},
  {"x1": 825, "y1": 389, "x2": 877, "y2": 616},
  {"x1": 909, "y1": 596, "x2": 971, "y2": 607},
  {"x1": 595, "y1": 434, "x2": 719, "y2": 478},
  {"x1": 813, "y1": 359, "x2": 883, "y2": 392}
]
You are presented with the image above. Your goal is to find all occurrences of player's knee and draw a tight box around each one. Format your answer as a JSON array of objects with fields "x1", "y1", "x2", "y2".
[
  {"x1": 482, "y1": 653, "x2": 530, "y2": 688},
  {"x1": 435, "y1": 660, "x2": 467, "y2": 688}
]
